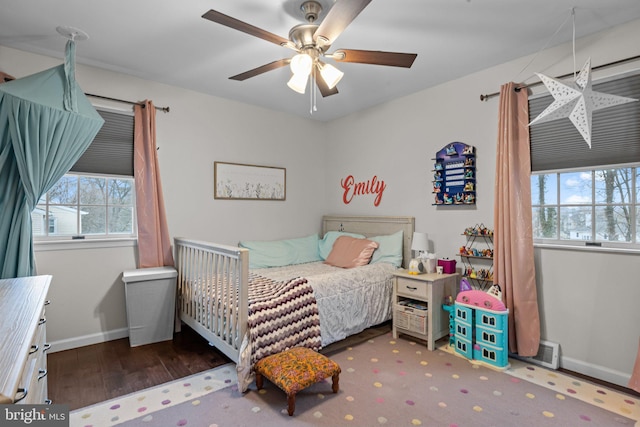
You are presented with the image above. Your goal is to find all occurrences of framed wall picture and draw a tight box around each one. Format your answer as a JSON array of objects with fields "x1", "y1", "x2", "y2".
[{"x1": 214, "y1": 161, "x2": 286, "y2": 200}]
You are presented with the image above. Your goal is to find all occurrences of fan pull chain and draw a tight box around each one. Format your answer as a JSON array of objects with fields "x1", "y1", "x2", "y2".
[
  {"x1": 313, "y1": 84, "x2": 317, "y2": 113},
  {"x1": 313, "y1": 68, "x2": 317, "y2": 112},
  {"x1": 309, "y1": 74, "x2": 313, "y2": 114},
  {"x1": 309, "y1": 69, "x2": 317, "y2": 114}
]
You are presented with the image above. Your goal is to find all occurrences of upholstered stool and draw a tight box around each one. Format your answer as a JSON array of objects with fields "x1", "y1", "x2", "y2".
[{"x1": 254, "y1": 347, "x2": 341, "y2": 416}]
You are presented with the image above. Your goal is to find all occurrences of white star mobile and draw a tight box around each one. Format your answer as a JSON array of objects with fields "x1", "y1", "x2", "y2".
[{"x1": 528, "y1": 58, "x2": 638, "y2": 148}]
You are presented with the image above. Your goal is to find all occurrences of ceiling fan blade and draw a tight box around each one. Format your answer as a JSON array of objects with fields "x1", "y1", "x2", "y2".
[
  {"x1": 229, "y1": 59, "x2": 291, "y2": 81},
  {"x1": 314, "y1": 0, "x2": 372, "y2": 46},
  {"x1": 315, "y1": 72, "x2": 339, "y2": 97},
  {"x1": 202, "y1": 9, "x2": 289, "y2": 47},
  {"x1": 331, "y1": 49, "x2": 417, "y2": 68}
]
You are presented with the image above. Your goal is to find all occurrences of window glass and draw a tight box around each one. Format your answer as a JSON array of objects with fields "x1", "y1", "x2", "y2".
[
  {"x1": 48, "y1": 175, "x2": 78, "y2": 204},
  {"x1": 595, "y1": 205, "x2": 631, "y2": 242},
  {"x1": 531, "y1": 173, "x2": 557, "y2": 204},
  {"x1": 636, "y1": 169, "x2": 640, "y2": 204},
  {"x1": 33, "y1": 174, "x2": 135, "y2": 239},
  {"x1": 532, "y1": 206, "x2": 557, "y2": 239},
  {"x1": 560, "y1": 206, "x2": 592, "y2": 241},
  {"x1": 594, "y1": 168, "x2": 631, "y2": 204},
  {"x1": 80, "y1": 205, "x2": 106, "y2": 235},
  {"x1": 109, "y1": 206, "x2": 134, "y2": 234},
  {"x1": 637, "y1": 206, "x2": 640, "y2": 244},
  {"x1": 531, "y1": 166, "x2": 639, "y2": 249},
  {"x1": 560, "y1": 171, "x2": 592, "y2": 204},
  {"x1": 79, "y1": 176, "x2": 106, "y2": 204}
]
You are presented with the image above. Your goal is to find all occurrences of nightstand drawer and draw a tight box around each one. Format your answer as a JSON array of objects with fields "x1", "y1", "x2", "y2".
[{"x1": 396, "y1": 277, "x2": 427, "y2": 298}]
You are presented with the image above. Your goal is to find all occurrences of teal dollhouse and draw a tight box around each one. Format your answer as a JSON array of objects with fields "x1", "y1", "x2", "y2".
[{"x1": 451, "y1": 288, "x2": 509, "y2": 369}]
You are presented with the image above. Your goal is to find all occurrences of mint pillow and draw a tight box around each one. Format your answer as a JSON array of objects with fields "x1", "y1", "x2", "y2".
[
  {"x1": 319, "y1": 231, "x2": 366, "y2": 260},
  {"x1": 239, "y1": 234, "x2": 321, "y2": 269},
  {"x1": 369, "y1": 230, "x2": 404, "y2": 267}
]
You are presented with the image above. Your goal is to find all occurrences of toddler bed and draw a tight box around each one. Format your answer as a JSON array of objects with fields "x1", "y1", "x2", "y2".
[{"x1": 174, "y1": 215, "x2": 414, "y2": 391}]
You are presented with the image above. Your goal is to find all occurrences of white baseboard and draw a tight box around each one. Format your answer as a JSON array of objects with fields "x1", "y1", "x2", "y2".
[
  {"x1": 48, "y1": 327, "x2": 129, "y2": 353},
  {"x1": 561, "y1": 355, "x2": 632, "y2": 388}
]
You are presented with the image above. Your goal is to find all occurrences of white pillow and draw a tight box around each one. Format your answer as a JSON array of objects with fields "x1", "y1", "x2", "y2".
[{"x1": 239, "y1": 234, "x2": 321, "y2": 269}]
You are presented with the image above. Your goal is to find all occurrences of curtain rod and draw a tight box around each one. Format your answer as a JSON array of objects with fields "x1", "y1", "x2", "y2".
[
  {"x1": 479, "y1": 54, "x2": 640, "y2": 101},
  {"x1": 85, "y1": 93, "x2": 170, "y2": 113}
]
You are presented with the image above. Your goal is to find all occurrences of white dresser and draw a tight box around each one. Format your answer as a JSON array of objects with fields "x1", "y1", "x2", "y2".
[{"x1": 0, "y1": 275, "x2": 51, "y2": 404}]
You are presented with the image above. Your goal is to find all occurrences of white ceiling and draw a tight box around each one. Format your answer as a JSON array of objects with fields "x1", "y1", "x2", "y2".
[{"x1": 2, "y1": 0, "x2": 640, "y2": 121}]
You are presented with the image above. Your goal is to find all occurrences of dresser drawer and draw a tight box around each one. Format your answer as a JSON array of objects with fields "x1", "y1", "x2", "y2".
[
  {"x1": 15, "y1": 357, "x2": 37, "y2": 404},
  {"x1": 0, "y1": 276, "x2": 51, "y2": 404},
  {"x1": 396, "y1": 277, "x2": 427, "y2": 298}
]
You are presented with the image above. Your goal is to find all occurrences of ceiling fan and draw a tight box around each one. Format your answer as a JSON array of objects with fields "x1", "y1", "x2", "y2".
[{"x1": 202, "y1": 0, "x2": 417, "y2": 97}]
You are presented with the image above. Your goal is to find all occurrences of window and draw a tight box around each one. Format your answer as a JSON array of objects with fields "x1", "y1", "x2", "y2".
[
  {"x1": 34, "y1": 174, "x2": 135, "y2": 238},
  {"x1": 531, "y1": 167, "x2": 639, "y2": 248},
  {"x1": 33, "y1": 108, "x2": 136, "y2": 240},
  {"x1": 529, "y1": 70, "x2": 640, "y2": 250},
  {"x1": 48, "y1": 217, "x2": 57, "y2": 234}
]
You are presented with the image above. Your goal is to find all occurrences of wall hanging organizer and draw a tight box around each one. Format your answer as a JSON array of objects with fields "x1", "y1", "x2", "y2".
[{"x1": 432, "y1": 142, "x2": 476, "y2": 206}]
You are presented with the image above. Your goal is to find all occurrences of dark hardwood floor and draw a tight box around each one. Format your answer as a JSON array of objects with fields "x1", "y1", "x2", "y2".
[{"x1": 47, "y1": 326, "x2": 231, "y2": 410}]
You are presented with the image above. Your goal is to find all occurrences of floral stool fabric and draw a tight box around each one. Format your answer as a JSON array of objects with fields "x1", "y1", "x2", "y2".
[{"x1": 254, "y1": 346, "x2": 341, "y2": 416}]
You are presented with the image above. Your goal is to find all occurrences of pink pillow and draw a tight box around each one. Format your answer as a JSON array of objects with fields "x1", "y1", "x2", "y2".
[{"x1": 324, "y1": 236, "x2": 379, "y2": 268}]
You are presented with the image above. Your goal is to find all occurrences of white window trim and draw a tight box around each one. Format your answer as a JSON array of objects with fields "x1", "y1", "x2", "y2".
[
  {"x1": 531, "y1": 164, "x2": 640, "y2": 253},
  {"x1": 34, "y1": 172, "x2": 137, "y2": 243},
  {"x1": 34, "y1": 238, "x2": 137, "y2": 252},
  {"x1": 533, "y1": 241, "x2": 640, "y2": 255}
]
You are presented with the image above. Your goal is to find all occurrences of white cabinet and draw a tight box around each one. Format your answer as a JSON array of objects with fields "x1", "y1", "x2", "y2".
[
  {"x1": 392, "y1": 271, "x2": 458, "y2": 351},
  {"x1": 0, "y1": 275, "x2": 51, "y2": 404}
]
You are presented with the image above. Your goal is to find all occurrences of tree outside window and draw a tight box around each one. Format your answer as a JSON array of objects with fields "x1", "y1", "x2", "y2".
[
  {"x1": 34, "y1": 174, "x2": 135, "y2": 238},
  {"x1": 531, "y1": 166, "x2": 638, "y2": 247}
]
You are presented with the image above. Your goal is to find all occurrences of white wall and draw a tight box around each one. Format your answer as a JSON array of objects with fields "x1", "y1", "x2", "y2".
[
  {"x1": 1, "y1": 45, "x2": 327, "y2": 350},
  {"x1": 323, "y1": 19, "x2": 640, "y2": 387},
  {"x1": 3, "y1": 17, "x2": 639, "y2": 387}
]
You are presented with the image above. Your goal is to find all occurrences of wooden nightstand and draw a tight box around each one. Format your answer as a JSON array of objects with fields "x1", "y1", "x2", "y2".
[{"x1": 392, "y1": 270, "x2": 459, "y2": 350}]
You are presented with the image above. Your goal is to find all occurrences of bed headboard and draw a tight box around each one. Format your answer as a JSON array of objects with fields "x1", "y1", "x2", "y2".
[{"x1": 322, "y1": 215, "x2": 415, "y2": 269}]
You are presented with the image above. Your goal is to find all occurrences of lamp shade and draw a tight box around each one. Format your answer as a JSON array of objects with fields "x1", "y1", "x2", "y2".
[
  {"x1": 290, "y1": 53, "x2": 313, "y2": 75},
  {"x1": 411, "y1": 232, "x2": 429, "y2": 253},
  {"x1": 287, "y1": 72, "x2": 309, "y2": 94},
  {"x1": 319, "y1": 62, "x2": 344, "y2": 89}
]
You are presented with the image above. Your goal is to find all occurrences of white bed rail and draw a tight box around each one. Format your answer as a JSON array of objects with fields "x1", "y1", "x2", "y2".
[{"x1": 174, "y1": 237, "x2": 249, "y2": 363}]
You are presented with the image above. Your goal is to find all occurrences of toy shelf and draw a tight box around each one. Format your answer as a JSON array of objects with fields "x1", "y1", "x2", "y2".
[
  {"x1": 458, "y1": 224, "x2": 493, "y2": 290},
  {"x1": 432, "y1": 142, "x2": 476, "y2": 206}
]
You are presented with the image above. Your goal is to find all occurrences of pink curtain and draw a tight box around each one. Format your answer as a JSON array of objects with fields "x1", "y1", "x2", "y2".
[
  {"x1": 494, "y1": 83, "x2": 540, "y2": 356},
  {"x1": 134, "y1": 100, "x2": 174, "y2": 268},
  {"x1": 630, "y1": 338, "x2": 640, "y2": 393}
]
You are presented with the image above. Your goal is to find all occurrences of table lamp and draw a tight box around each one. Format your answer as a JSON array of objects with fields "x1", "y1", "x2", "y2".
[{"x1": 409, "y1": 232, "x2": 429, "y2": 274}]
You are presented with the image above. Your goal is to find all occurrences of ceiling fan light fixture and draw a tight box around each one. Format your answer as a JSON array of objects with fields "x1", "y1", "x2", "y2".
[
  {"x1": 290, "y1": 53, "x2": 313, "y2": 75},
  {"x1": 287, "y1": 72, "x2": 309, "y2": 94},
  {"x1": 319, "y1": 62, "x2": 344, "y2": 89}
]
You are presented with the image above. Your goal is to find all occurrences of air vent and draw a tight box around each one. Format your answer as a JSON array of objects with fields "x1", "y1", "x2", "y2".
[{"x1": 511, "y1": 340, "x2": 560, "y2": 369}]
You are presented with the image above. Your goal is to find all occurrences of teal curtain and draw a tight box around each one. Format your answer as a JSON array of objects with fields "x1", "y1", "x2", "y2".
[{"x1": 0, "y1": 41, "x2": 104, "y2": 278}]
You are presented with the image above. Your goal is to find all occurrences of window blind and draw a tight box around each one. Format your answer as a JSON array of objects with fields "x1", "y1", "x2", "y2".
[
  {"x1": 529, "y1": 71, "x2": 640, "y2": 172},
  {"x1": 70, "y1": 109, "x2": 134, "y2": 176}
]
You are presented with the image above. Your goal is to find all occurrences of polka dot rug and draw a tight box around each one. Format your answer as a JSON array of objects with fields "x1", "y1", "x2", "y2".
[
  {"x1": 70, "y1": 364, "x2": 236, "y2": 426},
  {"x1": 440, "y1": 342, "x2": 639, "y2": 425},
  {"x1": 72, "y1": 334, "x2": 639, "y2": 427}
]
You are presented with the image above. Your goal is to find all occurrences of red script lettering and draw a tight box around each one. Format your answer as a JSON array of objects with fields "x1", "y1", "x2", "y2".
[{"x1": 341, "y1": 175, "x2": 386, "y2": 207}]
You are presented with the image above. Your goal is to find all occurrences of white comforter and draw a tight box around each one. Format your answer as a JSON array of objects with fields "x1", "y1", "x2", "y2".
[
  {"x1": 252, "y1": 261, "x2": 396, "y2": 347},
  {"x1": 236, "y1": 261, "x2": 396, "y2": 391}
]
